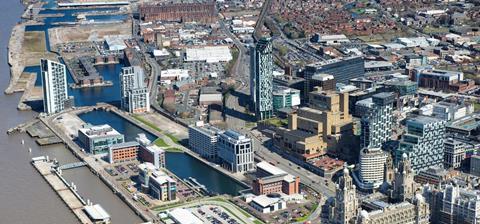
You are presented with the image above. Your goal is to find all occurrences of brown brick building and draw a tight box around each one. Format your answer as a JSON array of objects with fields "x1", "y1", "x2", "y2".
[
  {"x1": 139, "y1": 1, "x2": 216, "y2": 23},
  {"x1": 108, "y1": 141, "x2": 140, "y2": 163},
  {"x1": 252, "y1": 161, "x2": 300, "y2": 195}
]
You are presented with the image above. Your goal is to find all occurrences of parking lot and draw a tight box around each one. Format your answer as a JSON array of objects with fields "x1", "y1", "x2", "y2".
[{"x1": 190, "y1": 205, "x2": 241, "y2": 224}]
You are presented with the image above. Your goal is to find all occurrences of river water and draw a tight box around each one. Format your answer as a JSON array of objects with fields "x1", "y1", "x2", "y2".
[
  {"x1": 0, "y1": 1, "x2": 141, "y2": 223},
  {"x1": 0, "y1": 1, "x2": 245, "y2": 223}
]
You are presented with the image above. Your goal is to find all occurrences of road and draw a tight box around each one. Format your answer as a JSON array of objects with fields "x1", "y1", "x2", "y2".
[
  {"x1": 253, "y1": 0, "x2": 273, "y2": 41},
  {"x1": 218, "y1": 15, "x2": 252, "y2": 130}
]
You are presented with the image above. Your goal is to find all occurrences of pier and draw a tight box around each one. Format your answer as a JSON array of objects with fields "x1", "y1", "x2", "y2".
[
  {"x1": 58, "y1": 162, "x2": 87, "y2": 170},
  {"x1": 31, "y1": 157, "x2": 93, "y2": 224},
  {"x1": 37, "y1": 110, "x2": 156, "y2": 223}
]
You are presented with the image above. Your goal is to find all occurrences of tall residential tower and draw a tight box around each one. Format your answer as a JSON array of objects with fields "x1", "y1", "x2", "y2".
[
  {"x1": 41, "y1": 59, "x2": 69, "y2": 114},
  {"x1": 250, "y1": 38, "x2": 273, "y2": 121},
  {"x1": 360, "y1": 92, "x2": 395, "y2": 148},
  {"x1": 120, "y1": 66, "x2": 150, "y2": 113}
]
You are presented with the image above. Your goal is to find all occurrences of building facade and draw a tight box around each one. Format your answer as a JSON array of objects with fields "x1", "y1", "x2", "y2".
[
  {"x1": 304, "y1": 56, "x2": 364, "y2": 95},
  {"x1": 217, "y1": 130, "x2": 254, "y2": 173},
  {"x1": 390, "y1": 154, "x2": 416, "y2": 203},
  {"x1": 353, "y1": 147, "x2": 387, "y2": 191},
  {"x1": 41, "y1": 59, "x2": 69, "y2": 114},
  {"x1": 252, "y1": 161, "x2": 300, "y2": 195},
  {"x1": 443, "y1": 138, "x2": 466, "y2": 169},
  {"x1": 138, "y1": 163, "x2": 176, "y2": 202},
  {"x1": 356, "y1": 196, "x2": 430, "y2": 224},
  {"x1": 139, "y1": 1, "x2": 216, "y2": 23},
  {"x1": 188, "y1": 121, "x2": 223, "y2": 161},
  {"x1": 423, "y1": 184, "x2": 480, "y2": 224},
  {"x1": 329, "y1": 166, "x2": 359, "y2": 224},
  {"x1": 107, "y1": 141, "x2": 139, "y2": 164},
  {"x1": 360, "y1": 92, "x2": 395, "y2": 148},
  {"x1": 120, "y1": 66, "x2": 150, "y2": 114},
  {"x1": 411, "y1": 67, "x2": 464, "y2": 91},
  {"x1": 251, "y1": 38, "x2": 274, "y2": 121},
  {"x1": 136, "y1": 134, "x2": 166, "y2": 169},
  {"x1": 395, "y1": 116, "x2": 446, "y2": 171},
  {"x1": 78, "y1": 124, "x2": 125, "y2": 154},
  {"x1": 272, "y1": 87, "x2": 301, "y2": 111},
  {"x1": 274, "y1": 90, "x2": 354, "y2": 161}
]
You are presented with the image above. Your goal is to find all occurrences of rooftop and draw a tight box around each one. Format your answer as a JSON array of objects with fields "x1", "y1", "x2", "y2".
[
  {"x1": 109, "y1": 141, "x2": 140, "y2": 150},
  {"x1": 168, "y1": 208, "x2": 203, "y2": 224},
  {"x1": 84, "y1": 204, "x2": 110, "y2": 221},
  {"x1": 257, "y1": 161, "x2": 287, "y2": 176},
  {"x1": 79, "y1": 124, "x2": 122, "y2": 138},
  {"x1": 251, "y1": 195, "x2": 281, "y2": 208}
]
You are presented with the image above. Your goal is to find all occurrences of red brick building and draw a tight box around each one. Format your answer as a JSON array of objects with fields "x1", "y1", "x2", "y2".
[
  {"x1": 139, "y1": 1, "x2": 216, "y2": 23},
  {"x1": 108, "y1": 141, "x2": 140, "y2": 163},
  {"x1": 252, "y1": 161, "x2": 300, "y2": 195}
]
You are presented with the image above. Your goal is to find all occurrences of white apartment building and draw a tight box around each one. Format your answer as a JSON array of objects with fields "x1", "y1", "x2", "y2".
[
  {"x1": 41, "y1": 59, "x2": 69, "y2": 114},
  {"x1": 120, "y1": 66, "x2": 150, "y2": 113},
  {"x1": 218, "y1": 130, "x2": 254, "y2": 173},
  {"x1": 188, "y1": 121, "x2": 223, "y2": 160}
]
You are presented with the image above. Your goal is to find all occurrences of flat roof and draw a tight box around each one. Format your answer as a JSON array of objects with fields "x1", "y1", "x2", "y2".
[
  {"x1": 169, "y1": 208, "x2": 203, "y2": 224},
  {"x1": 251, "y1": 195, "x2": 280, "y2": 208},
  {"x1": 110, "y1": 141, "x2": 139, "y2": 150},
  {"x1": 257, "y1": 161, "x2": 287, "y2": 176},
  {"x1": 84, "y1": 204, "x2": 110, "y2": 221},
  {"x1": 79, "y1": 124, "x2": 122, "y2": 138}
]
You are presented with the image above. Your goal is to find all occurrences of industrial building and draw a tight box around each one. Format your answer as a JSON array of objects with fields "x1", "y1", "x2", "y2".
[
  {"x1": 217, "y1": 130, "x2": 254, "y2": 173},
  {"x1": 139, "y1": 1, "x2": 216, "y2": 23},
  {"x1": 78, "y1": 124, "x2": 125, "y2": 154},
  {"x1": 41, "y1": 59, "x2": 69, "y2": 114},
  {"x1": 184, "y1": 46, "x2": 232, "y2": 63}
]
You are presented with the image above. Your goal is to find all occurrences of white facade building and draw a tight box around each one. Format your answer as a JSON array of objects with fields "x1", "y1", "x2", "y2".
[
  {"x1": 443, "y1": 138, "x2": 466, "y2": 169},
  {"x1": 185, "y1": 46, "x2": 232, "y2": 63},
  {"x1": 218, "y1": 130, "x2": 254, "y2": 173},
  {"x1": 353, "y1": 147, "x2": 387, "y2": 191},
  {"x1": 249, "y1": 195, "x2": 286, "y2": 214},
  {"x1": 120, "y1": 66, "x2": 150, "y2": 113},
  {"x1": 41, "y1": 59, "x2": 69, "y2": 114},
  {"x1": 188, "y1": 121, "x2": 223, "y2": 160}
]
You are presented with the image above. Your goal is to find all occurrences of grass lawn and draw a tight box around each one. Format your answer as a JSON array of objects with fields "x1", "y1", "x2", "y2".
[
  {"x1": 264, "y1": 118, "x2": 288, "y2": 127},
  {"x1": 154, "y1": 138, "x2": 169, "y2": 147},
  {"x1": 474, "y1": 102, "x2": 480, "y2": 112},
  {"x1": 165, "y1": 148, "x2": 183, "y2": 153},
  {"x1": 132, "y1": 115, "x2": 182, "y2": 145}
]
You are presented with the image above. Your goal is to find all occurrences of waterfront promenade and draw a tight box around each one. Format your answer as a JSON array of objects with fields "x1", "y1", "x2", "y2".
[
  {"x1": 109, "y1": 107, "x2": 251, "y2": 189},
  {"x1": 32, "y1": 158, "x2": 93, "y2": 224},
  {"x1": 37, "y1": 107, "x2": 157, "y2": 223}
]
